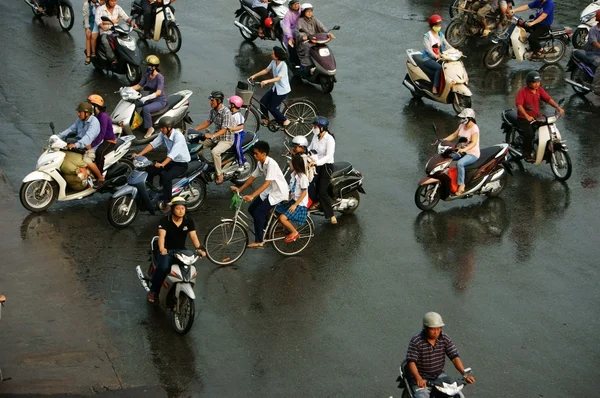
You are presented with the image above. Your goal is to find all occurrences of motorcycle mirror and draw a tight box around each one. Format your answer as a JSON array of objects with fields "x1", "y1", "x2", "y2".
[
  {"x1": 298, "y1": 28, "x2": 307, "y2": 33},
  {"x1": 49, "y1": 122, "x2": 55, "y2": 134},
  {"x1": 101, "y1": 16, "x2": 111, "y2": 22},
  {"x1": 558, "y1": 98, "x2": 565, "y2": 106},
  {"x1": 331, "y1": 25, "x2": 340, "y2": 31}
]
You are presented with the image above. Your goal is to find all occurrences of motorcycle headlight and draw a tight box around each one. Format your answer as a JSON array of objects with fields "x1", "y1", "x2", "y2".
[
  {"x1": 581, "y1": 12, "x2": 596, "y2": 23},
  {"x1": 546, "y1": 115, "x2": 558, "y2": 124},
  {"x1": 175, "y1": 252, "x2": 199, "y2": 265}
]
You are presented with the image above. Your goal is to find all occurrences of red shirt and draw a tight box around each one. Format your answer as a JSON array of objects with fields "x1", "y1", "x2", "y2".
[{"x1": 515, "y1": 86, "x2": 551, "y2": 119}]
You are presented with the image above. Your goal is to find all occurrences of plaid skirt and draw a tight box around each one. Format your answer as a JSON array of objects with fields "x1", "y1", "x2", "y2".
[{"x1": 275, "y1": 201, "x2": 308, "y2": 224}]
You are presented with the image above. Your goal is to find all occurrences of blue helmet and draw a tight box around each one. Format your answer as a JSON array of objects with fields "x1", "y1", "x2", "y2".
[{"x1": 312, "y1": 116, "x2": 329, "y2": 130}]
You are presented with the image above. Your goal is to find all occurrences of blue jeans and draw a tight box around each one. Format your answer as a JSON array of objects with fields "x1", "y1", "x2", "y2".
[
  {"x1": 260, "y1": 89, "x2": 288, "y2": 124},
  {"x1": 411, "y1": 373, "x2": 448, "y2": 398},
  {"x1": 233, "y1": 131, "x2": 246, "y2": 166},
  {"x1": 423, "y1": 59, "x2": 443, "y2": 90},
  {"x1": 151, "y1": 253, "x2": 172, "y2": 293},
  {"x1": 456, "y1": 154, "x2": 478, "y2": 185}
]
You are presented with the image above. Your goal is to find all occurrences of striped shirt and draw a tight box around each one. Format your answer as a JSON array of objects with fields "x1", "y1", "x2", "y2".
[
  {"x1": 208, "y1": 106, "x2": 235, "y2": 142},
  {"x1": 405, "y1": 331, "x2": 459, "y2": 381}
]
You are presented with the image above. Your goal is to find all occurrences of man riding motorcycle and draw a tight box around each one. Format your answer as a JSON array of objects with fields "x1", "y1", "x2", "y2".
[
  {"x1": 510, "y1": 0, "x2": 555, "y2": 58},
  {"x1": 294, "y1": 3, "x2": 335, "y2": 74},
  {"x1": 576, "y1": 9, "x2": 600, "y2": 69},
  {"x1": 95, "y1": 0, "x2": 136, "y2": 63}
]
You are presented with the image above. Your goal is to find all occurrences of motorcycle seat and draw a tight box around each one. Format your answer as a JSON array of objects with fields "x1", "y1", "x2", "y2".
[
  {"x1": 539, "y1": 25, "x2": 567, "y2": 39},
  {"x1": 180, "y1": 160, "x2": 204, "y2": 178},
  {"x1": 241, "y1": 0, "x2": 253, "y2": 7},
  {"x1": 150, "y1": 94, "x2": 184, "y2": 119},
  {"x1": 502, "y1": 109, "x2": 519, "y2": 126},
  {"x1": 464, "y1": 146, "x2": 502, "y2": 170},
  {"x1": 411, "y1": 53, "x2": 428, "y2": 71},
  {"x1": 330, "y1": 161, "x2": 352, "y2": 178}
]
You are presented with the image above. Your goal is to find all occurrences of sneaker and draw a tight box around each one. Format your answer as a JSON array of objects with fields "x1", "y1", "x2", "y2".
[
  {"x1": 310, "y1": 67, "x2": 316, "y2": 75},
  {"x1": 237, "y1": 165, "x2": 246, "y2": 172}
]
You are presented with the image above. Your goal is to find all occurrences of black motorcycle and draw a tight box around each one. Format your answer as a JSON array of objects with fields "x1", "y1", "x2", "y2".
[
  {"x1": 130, "y1": 0, "x2": 182, "y2": 53},
  {"x1": 92, "y1": 17, "x2": 143, "y2": 85},
  {"x1": 565, "y1": 50, "x2": 599, "y2": 96},
  {"x1": 25, "y1": 0, "x2": 75, "y2": 31},
  {"x1": 234, "y1": 0, "x2": 286, "y2": 45}
]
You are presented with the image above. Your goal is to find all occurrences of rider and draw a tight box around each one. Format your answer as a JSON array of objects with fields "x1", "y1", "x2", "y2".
[
  {"x1": 83, "y1": 0, "x2": 102, "y2": 64},
  {"x1": 228, "y1": 95, "x2": 247, "y2": 172},
  {"x1": 473, "y1": 0, "x2": 499, "y2": 37},
  {"x1": 130, "y1": 55, "x2": 167, "y2": 138},
  {"x1": 295, "y1": 3, "x2": 335, "y2": 74},
  {"x1": 576, "y1": 10, "x2": 600, "y2": 69},
  {"x1": 405, "y1": 312, "x2": 475, "y2": 398},
  {"x1": 289, "y1": 135, "x2": 315, "y2": 182},
  {"x1": 422, "y1": 15, "x2": 454, "y2": 95},
  {"x1": 252, "y1": 0, "x2": 270, "y2": 38},
  {"x1": 515, "y1": 70, "x2": 564, "y2": 162},
  {"x1": 131, "y1": 116, "x2": 191, "y2": 213},
  {"x1": 95, "y1": 0, "x2": 136, "y2": 63},
  {"x1": 307, "y1": 116, "x2": 337, "y2": 225},
  {"x1": 510, "y1": 0, "x2": 554, "y2": 58},
  {"x1": 87, "y1": 94, "x2": 117, "y2": 189},
  {"x1": 148, "y1": 197, "x2": 206, "y2": 304},
  {"x1": 282, "y1": 0, "x2": 302, "y2": 63},
  {"x1": 190, "y1": 91, "x2": 236, "y2": 185},
  {"x1": 140, "y1": 0, "x2": 156, "y2": 39}
]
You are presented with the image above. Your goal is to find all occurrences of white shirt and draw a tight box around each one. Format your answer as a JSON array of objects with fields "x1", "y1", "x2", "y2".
[
  {"x1": 290, "y1": 172, "x2": 309, "y2": 207},
  {"x1": 232, "y1": 111, "x2": 245, "y2": 133},
  {"x1": 95, "y1": 4, "x2": 129, "y2": 34},
  {"x1": 251, "y1": 156, "x2": 288, "y2": 205},
  {"x1": 308, "y1": 132, "x2": 335, "y2": 166},
  {"x1": 268, "y1": 60, "x2": 291, "y2": 96}
]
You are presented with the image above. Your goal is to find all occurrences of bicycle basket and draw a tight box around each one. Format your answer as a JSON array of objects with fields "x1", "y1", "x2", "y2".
[
  {"x1": 230, "y1": 193, "x2": 243, "y2": 210},
  {"x1": 235, "y1": 86, "x2": 253, "y2": 106}
]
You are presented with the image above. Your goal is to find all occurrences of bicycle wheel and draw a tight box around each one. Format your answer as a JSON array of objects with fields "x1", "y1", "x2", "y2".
[
  {"x1": 242, "y1": 106, "x2": 260, "y2": 133},
  {"x1": 283, "y1": 100, "x2": 318, "y2": 138},
  {"x1": 205, "y1": 221, "x2": 249, "y2": 265},
  {"x1": 270, "y1": 216, "x2": 314, "y2": 256}
]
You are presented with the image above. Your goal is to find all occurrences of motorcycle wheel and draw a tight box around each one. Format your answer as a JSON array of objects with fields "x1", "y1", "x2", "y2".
[
  {"x1": 165, "y1": 23, "x2": 182, "y2": 53},
  {"x1": 107, "y1": 195, "x2": 138, "y2": 228},
  {"x1": 282, "y1": 99, "x2": 319, "y2": 138},
  {"x1": 204, "y1": 221, "x2": 249, "y2": 265},
  {"x1": 542, "y1": 39, "x2": 567, "y2": 65},
  {"x1": 550, "y1": 149, "x2": 572, "y2": 181},
  {"x1": 452, "y1": 93, "x2": 471, "y2": 114},
  {"x1": 57, "y1": 1, "x2": 74, "y2": 31},
  {"x1": 125, "y1": 63, "x2": 142, "y2": 85},
  {"x1": 485, "y1": 172, "x2": 508, "y2": 197},
  {"x1": 401, "y1": 389, "x2": 410, "y2": 398},
  {"x1": 339, "y1": 190, "x2": 360, "y2": 215},
  {"x1": 448, "y1": 0, "x2": 463, "y2": 18},
  {"x1": 415, "y1": 183, "x2": 440, "y2": 211},
  {"x1": 483, "y1": 43, "x2": 507, "y2": 69},
  {"x1": 184, "y1": 179, "x2": 207, "y2": 212},
  {"x1": 320, "y1": 76, "x2": 335, "y2": 94},
  {"x1": 572, "y1": 28, "x2": 588, "y2": 50},
  {"x1": 270, "y1": 216, "x2": 314, "y2": 256},
  {"x1": 446, "y1": 20, "x2": 467, "y2": 47},
  {"x1": 504, "y1": 130, "x2": 525, "y2": 173},
  {"x1": 570, "y1": 68, "x2": 593, "y2": 95},
  {"x1": 19, "y1": 180, "x2": 58, "y2": 212},
  {"x1": 117, "y1": 159, "x2": 135, "y2": 175},
  {"x1": 242, "y1": 106, "x2": 260, "y2": 134},
  {"x1": 231, "y1": 153, "x2": 257, "y2": 186},
  {"x1": 239, "y1": 13, "x2": 258, "y2": 42},
  {"x1": 170, "y1": 293, "x2": 195, "y2": 335}
]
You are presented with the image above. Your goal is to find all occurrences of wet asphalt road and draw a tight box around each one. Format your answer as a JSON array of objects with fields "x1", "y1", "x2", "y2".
[{"x1": 1, "y1": 0, "x2": 600, "y2": 396}]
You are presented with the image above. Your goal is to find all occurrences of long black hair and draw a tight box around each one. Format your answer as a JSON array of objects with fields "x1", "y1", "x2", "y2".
[{"x1": 291, "y1": 153, "x2": 306, "y2": 175}]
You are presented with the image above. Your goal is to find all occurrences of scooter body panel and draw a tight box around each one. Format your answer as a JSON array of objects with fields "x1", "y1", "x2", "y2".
[{"x1": 510, "y1": 26, "x2": 528, "y2": 62}]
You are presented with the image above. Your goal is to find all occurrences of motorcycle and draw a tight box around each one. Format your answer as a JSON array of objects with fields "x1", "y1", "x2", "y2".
[
  {"x1": 136, "y1": 237, "x2": 199, "y2": 334},
  {"x1": 131, "y1": 0, "x2": 182, "y2": 53},
  {"x1": 501, "y1": 106, "x2": 572, "y2": 181},
  {"x1": 92, "y1": 18, "x2": 143, "y2": 85},
  {"x1": 24, "y1": 0, "x2": 75, "y2": 31},
  {"x1": 565, "y1": 50, "x2": 599, "y2": 96},
  {"x1": 289, "y1": 26, "x2": 341, "y2": 93},
  {"x1": 187, "y1": 131, "x2": 259, "y2": 186},
  {"x1": 572, "y1": 0, "x2": 600, "y2": 49},
  {"x1": 415, "y1": 126, "x2": 511, "y2": 211},
  {"x1": 446, "y1": 1, "x2": 505, "y2": 47},
  {"x1": 403, "y1": 49, "x2": 472, "y2": 114},
  {"x1": 20, "y1": 124, "x2": 135, "y2": 213},
  {"x1": 396, "y1": 360, "x2": 473, "y2": 398},
  {"x1": 234, "y1": 0, "x2": 288, "y2": 45},
  {"x1": 111, "y1": 86, "x2": 194, "y2": 145},
  {"x1": 483, "y1": 16, "x2": 571, "y2": 69},
  {"x1": 107, "y1": 156, "x2": 208, "y2": 228}
]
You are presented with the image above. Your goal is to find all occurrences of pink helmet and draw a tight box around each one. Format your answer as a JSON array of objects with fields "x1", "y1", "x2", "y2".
[{"x1": 228, "y1": 95, "x2": 244, "y2": 108}]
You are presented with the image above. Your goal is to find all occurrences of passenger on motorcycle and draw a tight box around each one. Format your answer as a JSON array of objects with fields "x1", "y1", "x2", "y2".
[
  {"x1": 95, "y1": 0, "x2": 136, "y2": 62},
  {"x1": 515, "y1": 70, "x2": 564, "y2": 162},
  {"x1": 295, "y1": 3, "x2": 334, "y2": 74},
  {"x1": 405, "y1": 312, "x2": 475, "y2": 398},
  {"x1": 131, "y1": 116, "x2": 191, "y2": 212},
  {"x1": 228, "y1": 95, "x2": 247, "y2": 172},
  {"x1": 129, "y1": 55, "x2": 167, "y2": 138},
  {"x1": 191, "y1": 90, "x2": 236, "y2": 185},
  {"x1": 83, "y1": 0, "x2": 103, "y2": 64},
  {"x1": 282, "y1": 0, "x2": 301, "y2": 63},
  {"x1": 275, "y1": 154, "x2": 310, "y2": 243},
  {"x1": 289, "y1": 135, "x2": 315, "y2": 182},
  {"x1": 576, "y1": 10, "x2": 600, "y2": 68},
  {"x1": 87, "y1": 94, "x2": 117, "y2": 189},
  {"x1": 140, "y1": 0, "x2": 156, "y2": 39},
  {"x1": 442, "y1": 108, "x2": 480, "y2": 196},
  {"x1": 422, "y1": 15, "x2": 454, "y2": 95},
  {"x1": 510, "y1": 0, "x2": 554, "y2": 57},
  {"x1": 147, "y1": 196, "x2": 206, "y2": 304},
  {"x1": 307, "y1": 116, "x2": 337, "y2": 224}
]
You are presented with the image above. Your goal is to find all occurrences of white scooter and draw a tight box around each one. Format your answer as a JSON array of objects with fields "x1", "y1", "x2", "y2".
[
  {"x1": 20, "y1": 124, "x2": 136, "y2": 212},
  {"x1": 110, "y1": 86, "x2": 193, "y2": 145},
  {"x1": 573, "y1": 1, "x2": 600, "y2": 49}
]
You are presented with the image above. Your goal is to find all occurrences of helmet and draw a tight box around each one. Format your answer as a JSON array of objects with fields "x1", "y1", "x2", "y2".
[
  {"x1": 526, "y1": 70, "x2": 541, "y2": 84},
  {"x1": 429, "y1": 14, "x2": 443, "y2": 26},
  {"x1": 158, "y1": 116, "x2": 175, "y2": 129},
  {"x1": 145, "y1": 55, "x2": 160, "y2": 66},
  {"x1": 289, "y1": 0, "x2": 300, "y2": 7},
  {"x1": 87, "y1": 94, "x2": 104, "y2": 108},
  {"x1": 423, "y1": 312, "x2": 445, "y2": 328},
  {"x1": 290, "y1": 135, "x2": 309, "y2": 148},
  {"x1": 76, "y1": 102, "x2": 93, "y2": 113},
  {"x1": 457, "y1": 108, "x2": 476, "y2": 119},
  {"x1": 228, "y1": 95, "x2": 244, "y2": 108},
  {"x1": 169, "y1": 196, "x2": 186, "y2": 208},
  {"x1": 312, "y1": 116, "x2": 329, "y2": 129},
  {"x1": 596, "y1": 9, "x2": 600, "y2": 21},
  {"x1": 264, "y1": 16, "x2": 274, "y2": 28},
  {"x1": 301, "y1": 3, "x2": 313, "y2": 11},
  {"x1": 209, "y1": 90, "x2": 225, "y2": 102}
]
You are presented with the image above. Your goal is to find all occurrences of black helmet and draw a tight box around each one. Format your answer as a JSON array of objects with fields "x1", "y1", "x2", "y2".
[
  {"x1": 158, "y1": 116, "x2": 174, "y2": 129},
  {"x1": 526, "y1": 71, "x2": 541, "y2": 84},
  {"x1": 209, "y1": 90, "x2": 225, "y2": 102}
]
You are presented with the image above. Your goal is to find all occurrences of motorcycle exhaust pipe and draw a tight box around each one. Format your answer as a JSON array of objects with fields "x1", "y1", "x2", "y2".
[
  {"x1": 564, "y1": 78, "x2": 591, "y2": 93},
  {"x1": 234, "y1": 21, "x2": 253, "y2": 36},
  {"x1": 402, "y1": 78, "x2": 416, "y2": 93}
]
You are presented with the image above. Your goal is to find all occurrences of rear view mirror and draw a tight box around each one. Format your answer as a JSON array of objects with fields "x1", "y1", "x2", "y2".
[
  {"x1": 331, "y1": 25, "x2": 340, "y2": 31},
  {"x1": 101, "y1": 16, "x2": 111, "y2": 22},
  {"x1": 49, "y1": 122, "x2": 55, "y2": 134},
  {"x1": 298, "y1": 28, "x2": 307, "y2": 33}
]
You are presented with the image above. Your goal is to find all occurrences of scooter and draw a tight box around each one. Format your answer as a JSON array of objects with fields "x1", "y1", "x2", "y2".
[
  {"x1": 20, "y1": 124, "x2": 135, "y2": 213},
  {"x1": 403, "y1": 49, "x2": 472, "y2": 114},
  {"x1": 234, "y1": 0, "x2": 288, "y2": 44},
  {"x1": 111, "y1": 86, "x2": 194, "y2": 145},
  {"x1": 396, "y1": 360, "x2": 473, "y2": 398},
  {"x1": 187, "y1": 131, "x2": 259, "y2": 186},
  {"x1": 572, "y1": 1, "x2": 600, "y2": 49},
  {"x1": 501, "y1": 107, "x2": 572, "y2": 181},
  {"x1": 107, "y1": 156, "x2": 208, "y2": 228},
  {"x1": 415, "y1": 126, "x2": 511, "y2": 211},
  {"x1": 289, "y1": 26, "x2": 340, "y2": 93},
  {"x1": 483, "y1": 16, "x2": 571, "y2": 69},
  {"x1": 565, "y1": 50, "x2": 599, "y2": 96},
  {"x1": 136, "y1": 237, "x2": 199, "y2": 335},
  {"x1": 24, "y1": 0, "x2": 75, "y2": 31},
  {"x1": 131, "y1": 0, "x2": 182, "y2": 53}
]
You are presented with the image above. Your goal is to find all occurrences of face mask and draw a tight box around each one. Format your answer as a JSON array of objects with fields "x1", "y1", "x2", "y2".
[
  {"x1": 146, "y1": 67, "x2": 154, "y2": 74},
  {"x1": 461, "y1": 118, "x2": 469, "y2": 125},
  {"x1": 432, "y1": 26, "x2": 442, "y2": 33},
  {"x1": 312, "y1": 127, "x2": 320, "y2": 136}
]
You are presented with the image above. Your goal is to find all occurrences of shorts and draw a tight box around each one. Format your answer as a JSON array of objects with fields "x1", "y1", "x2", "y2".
[
  {"x1": 83, "y1": 149, "x2": 96, "y2": 163},
  {"x1": 91, "y1": 25, "x2": 98, "y2": 34},
  {"x1": 499, "y1": 1, "x2": 509, "y2": 9}
]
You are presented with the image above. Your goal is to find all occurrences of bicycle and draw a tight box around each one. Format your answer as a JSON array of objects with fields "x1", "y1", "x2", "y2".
[
  {"x1": 204, "y1": 193, "x2": 315, "y2": 265},
  {"x1": 236, "y1": 79, "x2": 318, "y2": 139}
]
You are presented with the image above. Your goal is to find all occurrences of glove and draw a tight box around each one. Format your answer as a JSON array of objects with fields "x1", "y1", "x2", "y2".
[{"x1": 139, "y1": 92, "x2": 158, "y2": 104}]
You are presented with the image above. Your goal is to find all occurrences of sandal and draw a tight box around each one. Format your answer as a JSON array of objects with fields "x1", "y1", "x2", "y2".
[
  {"x1": 285, "y1": 233, "x2": 299, "y2": 243},
  {"x1": 147, "y1": 292, "x2": 157, "y2": 304},
  {"x1": 247, "y1": 242, "x2": 264, "y2": 248},
  {"x1": 85, "y1": 57, "x2": 91, "y2": 65},
  {"x1": 309, "y1": 202, "x2": 320, "y2": 211},
  {"x1": 260, "y1": 119, "x2": 269, "y2": 127},
  {"x1": 91, "y1": 53, "x2": 96, "y2": 58}
]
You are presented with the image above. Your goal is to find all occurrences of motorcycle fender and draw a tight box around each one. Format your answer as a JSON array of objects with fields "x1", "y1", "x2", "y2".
[
  {"x1": 176, "y1": 283, "x2": 196, "y2": 301},
  {"x1": 154, "y1": 10, "x2": 165, "y2": 41},
  {"x1": 183, "y1": 114, "x2": 193, "y2": 124},
  {"x1": 117, "y1": 47, "x2": 142, "y2": 66},
  {"x1": 358, "y1": 186, "x2": 366, "y2": 194},
  {"x1": 536, "y1": 125, "x2": 552, "y2": 165},
  {"x1": 577, "y1": 24, "x2": 591, "y2": 30},
  {"x1": 22, "y1": 171, "x2": 53, "y2": 183},
  {"x1": 451, "y1": 84, "x2": 472, "y2": 96},
  {"x1": 489, "y1": 168, "x2": 506, "y2": 181},
  {"x1": 418, "y1": 176, "x2": 440, "y2": 186},
  {"x1": 112, "y1": 185, "x2": 138, "y2": 199}
]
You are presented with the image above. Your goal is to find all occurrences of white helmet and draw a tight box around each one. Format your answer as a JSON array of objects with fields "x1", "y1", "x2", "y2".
[
  {"x1": 290, "y1": 136, "x2": 309, "y2": 148},
  {"x1": 301, "y1": 3, "x2": 314, "y2": 11},
  {"x1": 457, "y1": 108, "x2": 476, "y2": 119},
  {"x1": 423, "y1": 312, "x2": 445, "y2": 328}
]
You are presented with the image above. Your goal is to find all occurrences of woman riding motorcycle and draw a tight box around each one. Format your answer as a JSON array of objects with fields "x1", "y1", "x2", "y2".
[
  {"x1": 422, "y1": 15, "x2": 455, "y2": 95},
  {"x1": 307, "y1": 116, "x2": 337, "y2": 224},
  {"x1": 129, "y1": 54, "x2": 167, "y2": 138}
]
